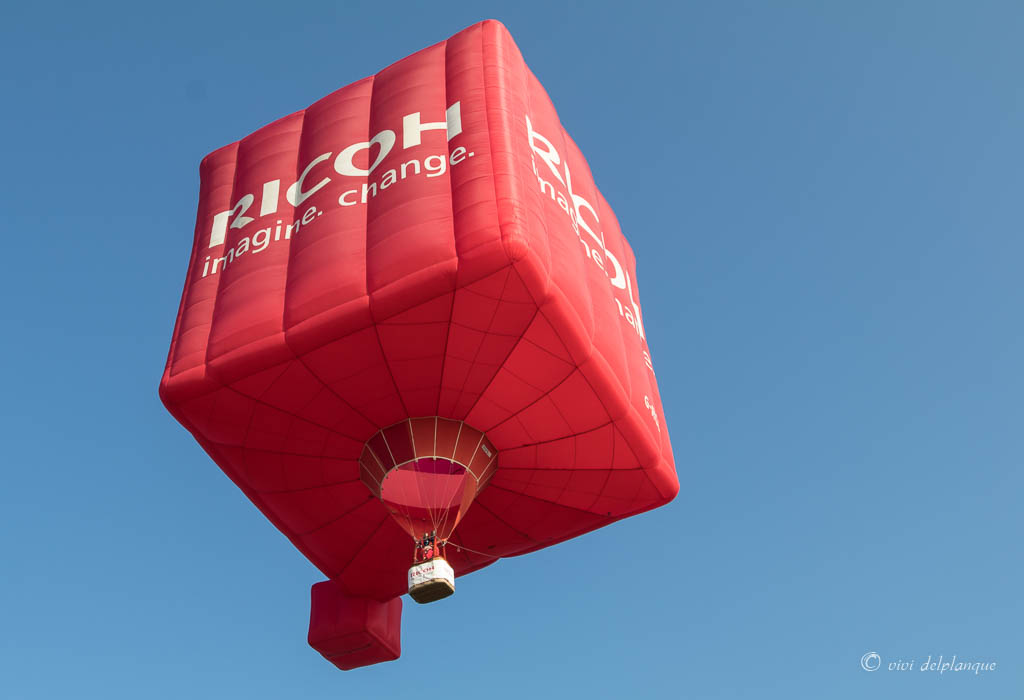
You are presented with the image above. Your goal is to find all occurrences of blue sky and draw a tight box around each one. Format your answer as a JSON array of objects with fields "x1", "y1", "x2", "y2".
[{"x1": 2, "y1": 1, "x2": 1021, "y2": 698}]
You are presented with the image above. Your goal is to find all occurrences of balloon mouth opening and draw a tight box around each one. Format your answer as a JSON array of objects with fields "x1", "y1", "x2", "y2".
[
  {"x1": 379, "y1": 458, "x2": 473, "y2": 526},
  {"x1": 359, "y1": 418, "x2": 498, "y2": 542}
]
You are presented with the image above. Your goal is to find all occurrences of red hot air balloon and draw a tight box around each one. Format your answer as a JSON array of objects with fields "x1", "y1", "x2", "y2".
[{"x1": 160, "y1": 19, "x2": 678, "y2": 670}]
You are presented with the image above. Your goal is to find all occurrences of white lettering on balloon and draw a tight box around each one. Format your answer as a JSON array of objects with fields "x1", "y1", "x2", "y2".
[
  {"x1": 206, "y1": 102, "x2": 465, "y2": 248},
  {"x1": 524, "y1": 115, "x2": 646, "y2": 344},
  {"x1": 524, "y1": 115, "x2": 659, "y2": 431},
  {"x1": 195, "y1": 100, "x2": 659, "y2": 430}
]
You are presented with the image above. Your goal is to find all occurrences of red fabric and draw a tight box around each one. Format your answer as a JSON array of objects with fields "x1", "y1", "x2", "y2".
[
  {"x1": 160, "y1": 19, "x2": 678, "y2": 667},
  {"x1": 308, "y1": 582, "x2": 401, "y2": 671}
]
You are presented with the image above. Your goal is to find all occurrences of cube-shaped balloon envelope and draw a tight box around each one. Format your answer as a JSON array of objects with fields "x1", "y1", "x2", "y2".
[{"x1": 160, "y1": 19, "x2": 678, "y2": 668}]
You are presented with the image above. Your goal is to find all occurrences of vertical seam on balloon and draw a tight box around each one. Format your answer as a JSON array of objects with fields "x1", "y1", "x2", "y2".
[
  {"x1": 477, "y1": 453, "x2": 498, "y2": 489},
  {"x1": 434, "y1": 37, "x2": 459, "y2": 419},
  {"x1": 369, "y1": 308, "x2": 409, "y2": 425},
  {"x1": 365, "y1": 442, "x2": 388, "y2": 488},
  {"x1": 467, "y1": 303, "x2": 568, "y2": 434},
  {"x1": 458, "y1": 270, "x2": 544, "y2": 422},
  {"x1": 438, "y1": 28, "x2": 495, "y2": 418},
  {"x1": 208, "y1": 123, "x2": 304, "y2": 373},
  {"x1": 406, "y1": 417, "x2": 417, "y2": 459},
  {"x1": 515, "y1": 54, "x2": 601, "y2": 462},
  {"x1": 577, "y1": 343, "x2": 630, "y2": 507},
  {"x1": 389, "y1": 420, "x2": 428, "y2": 539},
  {"x1": 454, "y1": 29, "x2": 567, "y2": 424},
  {"x1": 519, "y1": 316, "x2": 574, "y2": 363},
  {"x1": 204, "y1": 141, "x2": 244, "y2": 371},
  {"x1": 254, "y1": 115, "x2": 302, "y2": 407},
  {"x1": 281, "y1": 104, "x2": 310, "y2": 341},
  {"x1": 292, "y1": 353, "x2": 398, "y2": 439},
  {"x1": 525, "y1": 377, "x2": 595, "y2": 509},
  {"x1": 378, "y1": 425, "x2": 399, "y2": 467},
  {"x1": 450, "y1": 419, "x2": 464, "y2": 460},
  {"x1": 466, "y1": 432, "x2": 486, "y2": 479},
  {"x1": 443, "y1": 429, "x2": 484, "y2": 537},
  {"x1": 585, "y1": 421, "x2": 617, "y2": 513},
  {"x1": 490, "y1": 21, "x2": 534, "y2": 263},
  {"x1": 549, "y1": 97, "x2": 599, "y2": 368},
  {"x1": 517, "y1": 38, "x2": 554, "y2": 296},
  {"x1": 479, "y1": 22, "x2": 507, "y2": 256},
  {"x1": 362, "y1": 71, "x2": 410, "y2": 421},
  {"x1": 405, "y1": 416, "x2": 434, "y2": 539},
  {"x1": 447, "y1": 266, "x2": 511, "y2": 410},
  {"x1": 483, "y1": 17, "x2": 557, "y2": 302},
  {"x1": 568, "y1": 361, "x2": 614, "y2": 430},
  {"x1": 615, "y1": 422, "x2": 645, "y2": 473},
  {"x1": 450, "y1": 24, "x2": 548, "y2": 424},
  {"x1": 271, "y1": 103, "x2": 386, "y2": 455}
]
